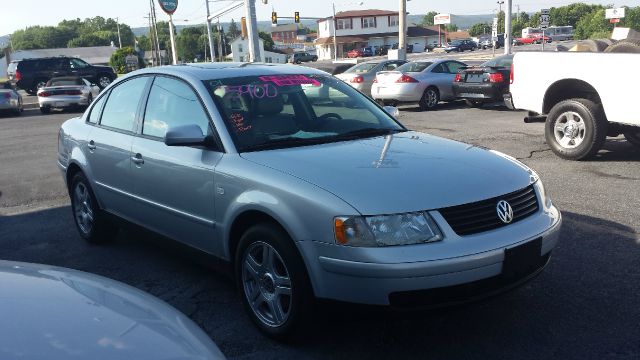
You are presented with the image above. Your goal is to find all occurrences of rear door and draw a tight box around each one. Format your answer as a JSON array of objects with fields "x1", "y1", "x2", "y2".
[
  {"x1": 130, "y1": 76, "x2": 223, "y2": 254},
  {"x1": 87, "y1": 76, "x2": 151, "y2": 218}
]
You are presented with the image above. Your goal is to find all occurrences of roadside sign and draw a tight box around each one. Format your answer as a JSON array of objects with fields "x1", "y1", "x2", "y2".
[
  {"x1": 605, "y1": 8, "x2": 625, "y2": 19},
  {"x1": 492, "y1": 17, "x2": 498, "y2": 40},
  {"x1": 540, "y1": 9, "x2": 550, "y2": 29},
  {"x1": 434, "y1": 13, "x2": 451, "y2": 25},
  {"x1": 610, "y1": 18, "x2": 621, "y2": 24},
  {"x1": 158, "y1": 0, "x2": 178, "y2": 15}
]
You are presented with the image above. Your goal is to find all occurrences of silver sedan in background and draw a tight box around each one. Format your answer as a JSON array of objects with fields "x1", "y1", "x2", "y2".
[
  {"x1": 58, "y1": 64, "x2": 560, "y2": 339},
  {"x1": 0, "y1": 81, "x2": 23, "y2": 116},
  {"x1": 335, "y1": 59, "x2": 407, "y2": 97},
  {"x1": 371, "y1": 59, "x2": 467, "y2": 110},
  {"x1": 38, "y1": 76, "x2": 100, "y2": 114}
]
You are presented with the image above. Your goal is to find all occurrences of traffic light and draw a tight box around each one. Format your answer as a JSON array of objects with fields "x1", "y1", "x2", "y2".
[
  {"x1": 294, "y1": 12, "x2": 300, "y2": 23},
  {"x1": 271, "y1": 11, "x2": 277, "y2": 25}
]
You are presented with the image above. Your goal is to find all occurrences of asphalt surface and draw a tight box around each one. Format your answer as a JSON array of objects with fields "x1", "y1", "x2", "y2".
[{"x1": 0, "y1": 99, "x2": 639, "y2": 359}]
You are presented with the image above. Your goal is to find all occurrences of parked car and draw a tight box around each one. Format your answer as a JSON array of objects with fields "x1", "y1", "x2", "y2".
[
  {"x1": 371, "y1": 59, "x2": 467, "y2": 110},
  {"x1": 347, "y1": 48, "x2": 364, "y2": 58},
  {"x1": 362, "y1": 46, "x2": 375, "y2": 57},
  {"x1": 390, "y1": 43, "x2": 413, "y2": 53},
  {"x1": 444, "y1": 39, "x2": 477, "y2": 53},
  {"x1": 0, "y1": 260, "x2": 226, "y2": 359},
  {"x1": 453, "y1": 54, "x2": 514, "y2": 107},
  {"x1": 376, "y1": 45, "x2": 392, "y2": 56},
  {"x1": 479, "y1": 34, "x2": 505, "y2": 49},
  {"x1": 0, "y1": 81, "x2": 23, "y2": 116},
  {"x1": 335, "y1": 59, "x2": 408, "y2": 97},
  {"x1": 533, "y1": 34, "x2": 553, "y2": 43},
  {"x1": 37, "y1": 76, "x2": 101, "y2": 114},
  {"x1": 424, "y1": 43, "x2": 436, "y2": 52},
  {"x1": 514, "y1": 34, "x2": 551, "y2": 46},
  {"x1": 506, "y1": 51, "x2": 640, "y2": 160},
  {"x1": 8, "y1": 57, "x2": 116, "y2": 95},
  {"x1": 58, "y1": 64, "x2": 561, "y2": 339},
  {"x1": 289, "y1": 52, "x2": 317, "y2": 64}
]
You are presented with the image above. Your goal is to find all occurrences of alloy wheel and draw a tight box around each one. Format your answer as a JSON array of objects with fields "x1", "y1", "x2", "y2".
[
  {"x1": 98, "y1": 76, "x2": 111, "y2": 88},
  {"x1": 242, "y1": 241, "x2": 292, "y2": 328},
  {"x1": 554, "y1": 111, "x2": 586, "y2": 149},
  {"x1": 73, "y1": 182, "x2": 94, "y2": 234},
  {"x1": 425, "y1": 89, "x2": 438, "y2": 108}
]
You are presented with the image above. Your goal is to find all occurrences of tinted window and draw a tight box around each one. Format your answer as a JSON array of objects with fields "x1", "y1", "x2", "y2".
[
  {"x1": 431, "y1": 63, "x2": 447, "y2": 73},
  {"x1": 47, "y1": 78, "x2": 83, "y2": 86},
  {"x1": 445, "y1": 62, "x2": 465, "y2": 74},
  {"x1": 100, "y1": 77, "x2": 148, "y2": 131},
  {"x1": 383, "y1": 62, "x2": 402, "y2": 71},
  {"x1": 143, "y1": 77, "x2": 210, "y2": 138},
  {"x1": 88, "y1": 92, "x2": 109, "y2": 124},
  {"x1": 70, "y1": 58, "x2": 89, "y2": 69},
  {"x1": 345, "y1": 62, "x2": 379, "y2": 73},
  {"x1": 397, "y1": 62, "x2": 432, "y2": 73}
]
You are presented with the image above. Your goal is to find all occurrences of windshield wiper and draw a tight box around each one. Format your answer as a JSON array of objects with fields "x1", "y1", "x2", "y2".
[{"x1": 332, "y1": 127, "x2": 406, "y2": 140}]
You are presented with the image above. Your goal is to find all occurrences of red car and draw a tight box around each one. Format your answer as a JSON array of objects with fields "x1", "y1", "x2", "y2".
[
  {"x1": 514, "y1": 34, "x2": 552, "y2": 45},
  {"x1": 347, "y1": 49, "x2": 363, "y2": 58}
]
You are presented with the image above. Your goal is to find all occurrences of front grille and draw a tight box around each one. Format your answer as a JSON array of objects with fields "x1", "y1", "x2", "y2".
[{"x1": 439, "y1": 185, "x2": 539, "y2": 236}]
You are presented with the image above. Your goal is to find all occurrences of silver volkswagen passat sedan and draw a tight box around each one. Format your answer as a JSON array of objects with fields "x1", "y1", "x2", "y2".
[{"x1": 57, "y1": 63, "x2": 561, "y2": 339}]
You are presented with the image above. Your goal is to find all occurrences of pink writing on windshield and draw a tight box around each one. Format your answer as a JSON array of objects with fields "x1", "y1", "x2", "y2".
[
  {"x1": 259, "y1": 75, "x2": 321, "y2": 87},
  {"x1": 230, "y1": 112, "x2": 252, "y2": 132},
  {"x1": 227, "y1": 84, "x2": 278, "y2": 99}
]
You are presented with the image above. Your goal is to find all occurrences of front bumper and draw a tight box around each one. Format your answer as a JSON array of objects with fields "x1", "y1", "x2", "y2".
[
  {"x1": 39, "y1": 95, "x2": 89, "y2": 108},
  {"x1": 299, "y1": 203, "x2": 561, "y2": 306}
]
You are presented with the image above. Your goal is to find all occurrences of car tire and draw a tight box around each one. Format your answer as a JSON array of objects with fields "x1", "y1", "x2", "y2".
[
  {"x1": 40, "y1": 107, "x2": 51, "y2": 114},
  {"x1": 579, "y1": 39, "x2": 610, "y2": 52},
  {"x1": 70, "y1": 172, "x2": 118, "y2": 244},
  {"x1": 545, "y1": 98, "x2": 608, "y2": 160},
  {"x1": 603, "y1": 39, "x2": 640, "y2": 54},
  {"x1": 465, "y1": 99, "x2": 483, "y2": 108},
  {"x1": 624, "y1": 130, "x2": 640, "y2": 147},
  {"x1": 97, "y1": 74, "x2": 113, "y2": 89},
  {"x1": 235, "y1": 222, "x2": 313, "y2": 340},
  {"x1": 419, "y1": 87, "x2": 440, "y2": 111}
]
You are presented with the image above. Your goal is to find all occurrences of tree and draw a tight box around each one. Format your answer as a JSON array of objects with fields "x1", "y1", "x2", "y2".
[
  {"x1": 109, "y1": 46, "x2": 140, "y2": 73},
  {"x1": 176, "y1": 26, "x2": 205, "y2": 62},
  {"x1": 469, "y1": 22, "x2": 490, "y2": 37},
  {"x1": 421, "y1": 11, "x2": 438, "y2": 26},
  {"x1": 575, "y1": 8, "x2": 612, "y2": 39},
  {"x1": 259, "y1": 31, "x2": 274, "y2": 51},
  {"x1": 444, "y1": 24, "x2": 458, "y2": 32},
  {"x1": 67, "y1": 33, "x2": 110, "y2": 47},
  {"x1": 136, "y1": 35, "x2": 152, "y2": 51},
  {"x1": 227, "y1": 18, "x2": 241, "y2": 38}
]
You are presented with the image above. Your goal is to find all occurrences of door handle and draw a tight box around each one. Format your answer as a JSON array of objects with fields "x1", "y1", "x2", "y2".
[
  {"x1": 131, "y1": 153, "x2": 144, "y2": 165},
  {"x1": 87, "y1": 140, "x2": 96, "y2": 150}
]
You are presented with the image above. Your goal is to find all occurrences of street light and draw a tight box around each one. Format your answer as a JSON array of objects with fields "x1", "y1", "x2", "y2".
[
  {"x1": 497, "y1": 1, "x2": 504, "y2": 13},
  {"x1": 333, "y1": 1, "x2": 364, "y2": 61}
]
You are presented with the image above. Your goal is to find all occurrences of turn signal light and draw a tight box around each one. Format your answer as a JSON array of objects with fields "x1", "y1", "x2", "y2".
[
  {"x1": 510, "y1": 64, "x2": 514, "y2": 84},
  {"x1": 489, "y1": 73, "x2": 504, "y2": 83},
  {"x1": 39, "y1": 91, "x2": 51, "y2": 97},
  {"x1": 454, "y1": 73, "x2": 462, "y2": 82},
  {"x1": 396, "y1": 74, "x2": 418, "y2": 83},
  {"x1": 15, "y1": 70, "x2": 22, "y2": 81},
  {"x1": 350, "y1": 75, "x2": 364, "y2": 83}
]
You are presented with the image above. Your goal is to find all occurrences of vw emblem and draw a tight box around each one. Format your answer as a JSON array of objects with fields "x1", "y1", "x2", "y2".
[{"x1": 496, "y1": 200, "x2": 514, "y2": 224}]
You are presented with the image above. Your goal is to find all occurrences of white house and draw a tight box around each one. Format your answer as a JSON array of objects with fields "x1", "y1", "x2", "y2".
[
  {"x1": 314, "y1": 9, "x2": 445, "y2": 60},
  {"x1": 230, "y1": 37, "x2": 288, "y2": 64}
]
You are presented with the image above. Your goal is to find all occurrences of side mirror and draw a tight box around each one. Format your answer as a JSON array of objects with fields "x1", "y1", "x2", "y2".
[
  {"x1": 164, "y1": 124, "x2": 214, "y2": 147},
  {"x1": 383, "y1": 106, "x2": 400, "y2": 119}
]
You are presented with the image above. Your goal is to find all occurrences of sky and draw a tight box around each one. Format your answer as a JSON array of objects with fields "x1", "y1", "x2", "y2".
[{"x1": 3, "y1": 0, "x2": 640, "y2": 35}]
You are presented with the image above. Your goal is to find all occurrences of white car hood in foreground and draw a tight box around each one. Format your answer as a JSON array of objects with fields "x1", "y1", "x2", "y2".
[
  {"x1": 242, "y1": 131, "x2": 533, "y2": 215},
  {"x1": 0, "y1": 261, "x2": 225, "y2": 360}
]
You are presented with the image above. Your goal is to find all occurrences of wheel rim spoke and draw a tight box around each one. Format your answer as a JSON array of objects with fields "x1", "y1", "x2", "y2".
[{"x1": 559, "y1": 136, "x2": 572, "y2": 147}]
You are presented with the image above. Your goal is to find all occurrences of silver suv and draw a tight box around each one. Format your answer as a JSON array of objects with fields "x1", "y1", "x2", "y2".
[{"x1": 58, "y1": 63, "x2": 561, "y2": 338}]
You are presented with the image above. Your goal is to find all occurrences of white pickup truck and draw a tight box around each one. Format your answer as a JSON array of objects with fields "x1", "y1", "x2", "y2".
[{"x1": 505, "y1": 52, "x2": 640, "y2": 160}]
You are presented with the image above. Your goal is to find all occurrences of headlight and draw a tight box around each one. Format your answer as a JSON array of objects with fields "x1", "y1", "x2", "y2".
[
  {"x1": 534, "y1": 179, "x2": 552, "y2": 208},
  {"x1": 334, "y1": 212, "x2": 443, "y2": 247}
]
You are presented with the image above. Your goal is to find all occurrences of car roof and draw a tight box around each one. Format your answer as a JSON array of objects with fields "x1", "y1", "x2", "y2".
[{"x1": 125, "y1": 62, "x2": 328, "y2": 81}]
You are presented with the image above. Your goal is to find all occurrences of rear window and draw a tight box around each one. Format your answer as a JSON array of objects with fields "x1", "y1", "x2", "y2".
[
  {"x1": 481, "y1": 55, "x2": 513, "y2": 68},
  {"x1": 17, "y1": 60, "x2": 37, "y2": 71},
  {"x1": 397, "y1": 62, "x2": 432, "y2": 73},
  {"x1": 47, "y1": 78, "x2": 83, "y2": 86},
  {"x1": 345, "y1": 62, "x2": 379, "y2": 74}
]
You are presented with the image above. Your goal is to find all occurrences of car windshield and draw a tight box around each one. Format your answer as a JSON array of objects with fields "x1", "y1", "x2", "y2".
[
  {"x1": 481, "y1": 55, "x2": 513, "y2": 68},
  {"x1": 345, "y1": 62, "x2": 379, "y2": 74},
  {"x1": 204, "y1": 74, "x2": 405, "y2": 152},
  {"x1": 397, "y1": 62, "x2": 432, "y2": 73},
  {"x1": 47, "y1": 78, "x2": 83, "y2": 86}
]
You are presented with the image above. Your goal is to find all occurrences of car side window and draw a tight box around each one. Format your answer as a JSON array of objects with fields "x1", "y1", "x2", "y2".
[
  {"x1": 100, "y1": 77, "x2": 149, "y2": 131},
  {"x1": 70, "y1": 59, "x2": 89, "y2": 69},
  {"x1": 142, "y1": 76, "x2": 210, "y2": 139},
  {"x1": 445, "y1": 62, "x2": 465, "y2": 74},
  {"x1": 432, "y1": 63, "x2": 447, "y2": 73},
  {"x1": 383, "y1": 62, "x2": 400, "y2": 71},
  {"x1": 88, "y1": 92, "x2": 109, "y2": 124}
]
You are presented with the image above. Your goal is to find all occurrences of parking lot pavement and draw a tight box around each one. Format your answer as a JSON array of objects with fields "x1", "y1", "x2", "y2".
[{"x1": 1, "y1": 104, "x2": 639, "y2": 359}]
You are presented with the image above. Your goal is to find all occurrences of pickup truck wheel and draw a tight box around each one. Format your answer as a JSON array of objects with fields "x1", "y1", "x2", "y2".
[
  {"x1": 97, "y1": 74, "x2": 113, "y2": 89},
  {"x1": 624, "y1": 130, "x2": 640, "y2": 147},
  {"x1": 604, "y1": 39, "x2": 640, "y2": 53},
  {"x1": 545, "y1": 98, "x2": 607, "y2": 160},
  {"x1": 235, "y1": 223, "x2": 313, "y2": 340},
  {"x1": 70, "y1": 173, "x2": 118, "y2": 243}
]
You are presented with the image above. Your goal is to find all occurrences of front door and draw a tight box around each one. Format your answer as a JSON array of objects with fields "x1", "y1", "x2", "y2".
[
  {"x1": 69, "y1": 58, "x2": 95, "y2": 82},
  {"x1": 87, "y1": 76, "x2": 151, "y2": 218},
  {"x1": 130, "y1": 76, "x2": 223, "y2": 254}
]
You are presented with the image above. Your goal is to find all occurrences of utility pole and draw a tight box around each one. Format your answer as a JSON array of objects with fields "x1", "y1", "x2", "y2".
[
  {"x1": 217, "y1": 20, "x2": 224, "y2": 62},
  {"x1": 517, "y1": 5, "x2": 520, "y2": 22},
  {"x1": 146, "y1": 14, "x2": 157, "y2": 66},
  {"x1": 398, "y1": 0, "x2": 407, "y2": 60},
  {"x1": 151, "y1": 0, "x2": 162, "y2": 65},
  {"x1": 168, "y1": 15, "x2": 178, "y2": 64},
  {"x1": 332, "y1": 3, "x2": 338, "y2": 61},
  {"x1": 244, "y1": 0, "x2": 261, "y2": 62},
  {"x1": 116, "y1": 18, "x2": 122, "y2": 48},
  {"x1": 504, "y1": 0, "x2": 512, "y2": 54},
  {"x1": 205, "y1": 0, "x2": 216, "y2": 62}
]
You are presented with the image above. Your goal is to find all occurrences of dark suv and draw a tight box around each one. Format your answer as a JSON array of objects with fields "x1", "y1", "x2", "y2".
[
  {"x1": 289, "y1": 52, "x2": 318, "y2": 64},
  {"x1": 8, "y1": 57, "x2": 116, "y2": 94}
]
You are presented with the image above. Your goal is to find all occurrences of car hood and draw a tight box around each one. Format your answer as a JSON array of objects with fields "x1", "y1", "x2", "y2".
[
  {"x1": 0, "y1": 261, "x2": 225, "y2": 360},
  {"x1": 241, "y1": 131, "x2": 534, "y2": 215}
]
